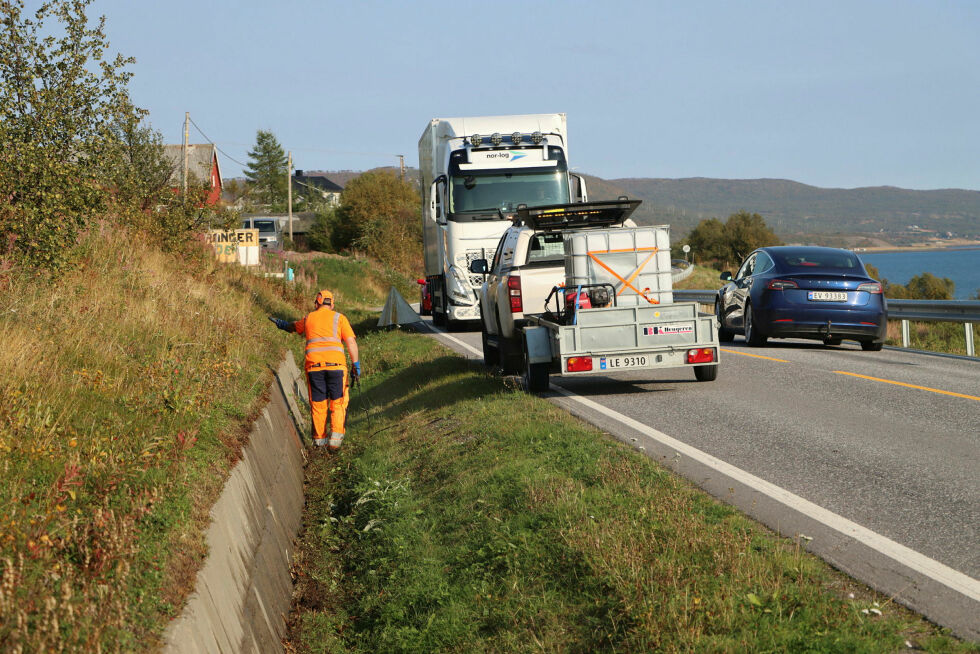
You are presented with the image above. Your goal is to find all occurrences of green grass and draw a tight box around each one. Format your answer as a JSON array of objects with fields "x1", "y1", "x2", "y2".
[{"x1": 288, "y1": 326, "x2": 974, "y2": 653}]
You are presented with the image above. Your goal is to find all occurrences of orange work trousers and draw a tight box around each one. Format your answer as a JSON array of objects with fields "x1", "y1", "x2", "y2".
[{"x1": 306, "y1": 366, "x2": 349, "y2": 449}]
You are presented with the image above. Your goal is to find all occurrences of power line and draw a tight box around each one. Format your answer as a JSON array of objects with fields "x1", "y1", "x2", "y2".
[{"x1": 187, "y1": 115, "x2": 250, "y2": 168}]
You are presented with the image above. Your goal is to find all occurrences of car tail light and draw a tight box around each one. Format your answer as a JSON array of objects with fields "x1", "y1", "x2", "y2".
[
  {"x1": 767, "y1": 279, "x2": 799, "y2": 290},
  {"x1": 687, "y1": 348, "x2": 715, "y2": 364},
  {"x1": 507, "y1": 275, "x2": 523, "y2": 312},
  {"x1": 566, "y1": 357, "x2": 593, "y2": 372},
  {"x1": 857, "y1": 282, "x2": 882, "y2": 294}
]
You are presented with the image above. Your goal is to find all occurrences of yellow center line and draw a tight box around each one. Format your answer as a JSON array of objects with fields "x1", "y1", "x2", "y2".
[
  {"x1": 720, "y1": 348, "x2": 790, "y2": 363},
  {"x1": 834, "y1": 371, "x2": 980, "y2": 402}
]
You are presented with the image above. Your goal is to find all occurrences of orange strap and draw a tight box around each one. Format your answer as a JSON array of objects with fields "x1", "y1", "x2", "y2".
[{"x1": 587, "y1": 247, "x2": 660, "y2": 305}]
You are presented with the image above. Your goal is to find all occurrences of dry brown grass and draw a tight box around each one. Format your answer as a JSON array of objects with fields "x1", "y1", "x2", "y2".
[{"x1": 0, "y1": 217, "x2": 315, "y2": 651}]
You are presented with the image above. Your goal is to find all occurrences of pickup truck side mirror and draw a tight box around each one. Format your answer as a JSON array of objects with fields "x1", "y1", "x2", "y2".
[
  {"x1": 720, "y1": 271, "x2": 733, "y2": 282},
  {"x1": 469, "y1": 258, "x2": 489, "y2": 274}
]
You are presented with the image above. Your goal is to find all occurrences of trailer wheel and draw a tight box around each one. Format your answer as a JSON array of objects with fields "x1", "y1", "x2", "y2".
[
  {"x1": 694, "y1": 364, "x2": 718, "y2": 382},
  {"x1": 523, "y1": 352, "x2": 550, "y2": 392}
]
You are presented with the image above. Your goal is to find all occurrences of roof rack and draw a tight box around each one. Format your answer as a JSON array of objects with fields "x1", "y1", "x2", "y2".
[{"x1": 515, "y1": 198, "x2": 641, "y2": 231}]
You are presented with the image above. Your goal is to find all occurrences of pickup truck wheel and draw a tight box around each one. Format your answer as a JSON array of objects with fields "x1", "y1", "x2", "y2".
[
  {"x1": 481, "y1": 321, "x2": 498, "y2": 367},
  {"x1": 694, "y1": 364, "x2": 718, "y2": 382}
]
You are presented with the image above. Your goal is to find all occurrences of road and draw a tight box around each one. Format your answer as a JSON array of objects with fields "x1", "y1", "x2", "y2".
[{"x1": 416, "y1": 315, "x2": 980, "y2": 639}]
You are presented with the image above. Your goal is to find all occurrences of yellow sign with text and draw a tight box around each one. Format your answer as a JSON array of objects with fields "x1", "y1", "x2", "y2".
[{"x1": 207, "y1": 229, "x2": 258, "y2": 264}]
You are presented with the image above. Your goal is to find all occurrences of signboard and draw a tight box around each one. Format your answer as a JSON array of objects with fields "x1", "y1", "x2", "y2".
[
  {"x1": 207, "y1": 229, "x2": 259, "y2": 265},
  {"x1": 459, "y1": 148, "x2": 555, "y2": 170}
]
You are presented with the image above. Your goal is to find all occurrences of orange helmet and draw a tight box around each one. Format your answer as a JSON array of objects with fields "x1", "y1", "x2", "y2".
[{"x1": 314, "y1": 289, "x2": 334, "y2": 308}]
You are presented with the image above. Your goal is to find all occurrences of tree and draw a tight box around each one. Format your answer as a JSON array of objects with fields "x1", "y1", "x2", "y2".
[
  {"x1": 332, "y1": 171, "x2": 421, "y2": 273},
  {"x1": 105, "y1": 104, "x2": 176, "y2": 211},
  {"x1": 682, "y1": 210, "x2": 781, "y2": 268},
  {"x1": 0, "y1": 0, "x2": 137, "y2": 269},
  {"x1": 904, "y1": 272, "x2": 954, "y2": 300},
  {"x1": 243, "y1": 130, "x2": 288, "y2": 207},
  {"x1": 724, "y1": 210, "x2": 781, "y2": 263}
]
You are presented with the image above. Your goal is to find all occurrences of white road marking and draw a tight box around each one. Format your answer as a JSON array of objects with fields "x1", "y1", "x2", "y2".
[{"x1": 425, "y1": 322, "x2": 980, "y2": 604}]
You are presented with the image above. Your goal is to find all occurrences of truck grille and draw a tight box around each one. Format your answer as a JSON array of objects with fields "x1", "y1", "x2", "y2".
[{"x1": 465, "y1": 250, "x2": 489, "y2": 288}]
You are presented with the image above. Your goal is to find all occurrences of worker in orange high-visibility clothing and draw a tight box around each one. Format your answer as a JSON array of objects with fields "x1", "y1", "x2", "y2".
[{"x1": 270, "y1": 290, "x2": 360, "y2": 451}]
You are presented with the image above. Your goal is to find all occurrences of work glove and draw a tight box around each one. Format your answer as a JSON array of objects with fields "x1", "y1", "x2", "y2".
[
  {"x1": 269, "y1": 316, "x2": 290, "y2": 331},
  {"x1": 351, "y1": 361, "x2": 361, "y2": 383}
]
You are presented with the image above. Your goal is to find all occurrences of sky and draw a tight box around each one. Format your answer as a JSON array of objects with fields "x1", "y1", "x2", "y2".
[{"x1": 83, "y1": 0, "x2": 980, "y2": 190}]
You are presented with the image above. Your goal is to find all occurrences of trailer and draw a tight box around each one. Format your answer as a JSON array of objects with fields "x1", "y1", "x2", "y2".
[{"x1": 471, "y1": 200, "x2": 720, "y2": 391}]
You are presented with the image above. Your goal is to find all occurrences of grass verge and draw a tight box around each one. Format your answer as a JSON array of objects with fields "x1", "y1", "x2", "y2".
[{"x1": 287, "y1": 325, "x2": 973, "y2": 652}]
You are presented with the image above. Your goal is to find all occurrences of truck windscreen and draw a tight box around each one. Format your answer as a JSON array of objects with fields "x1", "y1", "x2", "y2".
[{"x1": 450, "y1": 170, "x2": 569, "y2": 216}]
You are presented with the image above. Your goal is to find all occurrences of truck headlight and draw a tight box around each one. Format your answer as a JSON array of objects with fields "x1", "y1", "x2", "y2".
[{"x1": 447, "y1": 266, "x2": 475, "y2": 305}]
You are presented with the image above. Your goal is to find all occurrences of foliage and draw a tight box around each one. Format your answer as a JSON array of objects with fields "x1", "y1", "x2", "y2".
[
  {"x1": 243, "y1": 129, "x2": 288, "y2": 207},
  {"x1": 682, "y1": 210, "x2": 782, "y2": 269},
  {"x1": 306, "y1": 205, "x2": 337, "y2": 253},
  {"x1": 104, "y1": 105, "x2": 176, "y2": 211},
  {"x1": 0, "y1": 0, "x2": 137, "y2": 270},
  {"x1": 333, "y1": 171, "x2": 421, "y2": 274}
]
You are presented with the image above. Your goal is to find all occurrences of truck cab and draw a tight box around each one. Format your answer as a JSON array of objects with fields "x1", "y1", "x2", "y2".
[{"x1": 419, "y1": 115, "x2": 587, "y2": 329}]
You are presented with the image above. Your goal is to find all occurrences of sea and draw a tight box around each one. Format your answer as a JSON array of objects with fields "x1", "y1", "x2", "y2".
[{"x1": 857, "y1": 247, "x2": 980, "y2": 300}]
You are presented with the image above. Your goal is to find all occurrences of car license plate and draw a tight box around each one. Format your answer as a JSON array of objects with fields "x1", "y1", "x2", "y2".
[
  {"x1": 598, "y1": 355, "x2": 648, "y2": 370},
  {"x1": 807, "y1": 291, "x2": 847, "y2": 302}
]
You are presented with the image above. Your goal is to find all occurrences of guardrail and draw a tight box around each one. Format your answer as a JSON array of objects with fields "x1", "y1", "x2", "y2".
[{"x1": 673, "y1": 291, "x2": 979, "y2": 357}]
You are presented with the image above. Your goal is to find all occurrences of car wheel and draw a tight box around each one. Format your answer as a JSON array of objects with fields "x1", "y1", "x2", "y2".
[
  {"x1": 823, "y1": 337, "x2": 842, "y2": 346},
  {"x1": 861, "y1": 340, "x2": 884, "y2": 351},
  {"x1": 716, "y1": 301, "x2": 735, "y2": 343},
  {"x1": 744, "y1": 303, "x2": 768, "y2": 346},
  {"x1": 694, "y1": 364, "x2": 718, "y2": 382}
]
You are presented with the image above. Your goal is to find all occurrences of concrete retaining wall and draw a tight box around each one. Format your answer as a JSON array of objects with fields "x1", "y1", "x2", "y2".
[{"x1": 163, "y1": 352, "x2": 307, "y2": 654}]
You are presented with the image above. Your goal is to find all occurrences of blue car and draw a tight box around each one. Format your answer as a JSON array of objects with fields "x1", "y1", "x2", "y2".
[{"x1": 716, "y1": 246, "x2": 887, "y2": 350}]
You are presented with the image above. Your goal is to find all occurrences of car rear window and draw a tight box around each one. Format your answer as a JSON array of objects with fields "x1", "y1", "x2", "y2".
[{"x1": 772, "y1": 251, "x2": 862, "y2": 271}]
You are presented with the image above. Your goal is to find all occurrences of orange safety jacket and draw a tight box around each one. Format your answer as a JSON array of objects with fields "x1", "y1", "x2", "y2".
[{"x1": 293, "y1": 307, "x2": 355, "y2": 371}]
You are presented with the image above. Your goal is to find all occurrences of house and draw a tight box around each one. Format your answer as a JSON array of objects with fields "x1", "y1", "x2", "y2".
[
  {"x1": 292, "y1": 170, "x2": 343, "y2": 206},
  {"x1": 163, "y1": 143, "x2": 223, "y2": 206}
]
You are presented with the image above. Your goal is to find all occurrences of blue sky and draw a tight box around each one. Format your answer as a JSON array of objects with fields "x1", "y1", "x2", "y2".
[{"x1": 87, "y1": 0, "x2": 980, "y2": 190}]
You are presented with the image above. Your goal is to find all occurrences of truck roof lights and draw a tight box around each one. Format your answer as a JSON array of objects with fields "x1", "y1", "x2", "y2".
[
  {"x1": 530, "y1": 131, "x2": 543, "y2": 144},
  {"x1": 490, "y1": 133, "x2": 503, "y2": 146},
  {"x1": 511, "y1": 132, "x2": 522, "y2": 144},
  {"x1": 469, "y1": 134, "x2": 482, "y2": 147}
]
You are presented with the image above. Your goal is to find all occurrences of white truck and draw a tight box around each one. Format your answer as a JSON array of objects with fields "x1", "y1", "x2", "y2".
[
  {"x1": 419, "y1": 114, "x2": 588, "y2": 329},
  {"x1": 469, "y1": 200, "x2": 720, "y2": 391}
]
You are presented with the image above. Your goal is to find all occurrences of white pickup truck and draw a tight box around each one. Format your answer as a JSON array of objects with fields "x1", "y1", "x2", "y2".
[{"x1": 470, "y1": 200, "x2": 720, "y2": 391}]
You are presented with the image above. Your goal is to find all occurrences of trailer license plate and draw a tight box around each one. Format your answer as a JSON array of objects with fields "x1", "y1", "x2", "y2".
[
  {"x1": 808, "y1": 291, "x2": 847, "y2": 302},
  {"x1": 599, "y1": 355, "x2": 648, "y2": 370}
]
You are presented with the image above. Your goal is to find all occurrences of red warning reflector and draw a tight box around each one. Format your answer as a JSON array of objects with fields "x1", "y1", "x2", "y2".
[
  {"x1": 687, "y1": 348, "x2": 715, "y2": 364},
  {"x1": 566, "y1": 357, "x2": 593, "y2": 372}
]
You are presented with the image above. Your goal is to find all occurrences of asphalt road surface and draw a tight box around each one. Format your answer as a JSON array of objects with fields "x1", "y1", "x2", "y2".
[{"x1": 416, "y1": 313, "x2": 980, "y2": 640}]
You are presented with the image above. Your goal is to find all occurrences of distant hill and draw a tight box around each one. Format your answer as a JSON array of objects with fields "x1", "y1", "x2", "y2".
[{"x1": 583, "y1": 177, "x2": 980, "y2": 240}]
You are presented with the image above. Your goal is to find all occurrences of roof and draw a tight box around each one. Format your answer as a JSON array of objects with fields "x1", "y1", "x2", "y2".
[
  {"x1": 163, "y1": 144, "x2": 222, "y2": 187},
  {"x1": 293, "y1": 172, "x2": 344, "y2": 193}
]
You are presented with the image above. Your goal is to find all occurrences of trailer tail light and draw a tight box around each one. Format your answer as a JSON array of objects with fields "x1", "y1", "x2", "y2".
[
  {"x1": 687, "y1": 348, "x2": 715, "y2": 364},
  {"x1": 508, "y1": 275, "x2": 523, "y2": 313},
  {"x1": 767, "y1": 279, "x2": 799, "y2": 290},
  {"x1": 857, "y1": 282, "x2": 882, "y2": 294},
  {"x1": 566, "y1": 357, "x2": 593, "y2": 372}
]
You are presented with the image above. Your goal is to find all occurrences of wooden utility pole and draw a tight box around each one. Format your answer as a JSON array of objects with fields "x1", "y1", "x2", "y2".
[
  {"x1": 398, "y1": 154, "x2": 405, "y2": 181},
  {"x1": 287, "y1": 151, "x2": 293, "y2": 242},
  {"x1": 182, "y1": 112, "x2": 190, "y2": 195}
]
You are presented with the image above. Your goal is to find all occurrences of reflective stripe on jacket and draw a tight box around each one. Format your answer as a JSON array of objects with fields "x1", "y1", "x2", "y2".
[{"x1": 293, "y1": 307, "x2": 354, "y2": 370}]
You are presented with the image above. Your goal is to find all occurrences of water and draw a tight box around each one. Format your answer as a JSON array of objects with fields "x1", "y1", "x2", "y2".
[{"x1": 858, "y1": 248, "x2": 980, "y2": 299}]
